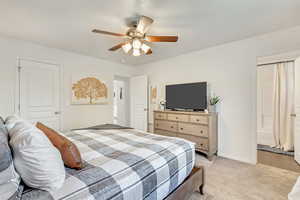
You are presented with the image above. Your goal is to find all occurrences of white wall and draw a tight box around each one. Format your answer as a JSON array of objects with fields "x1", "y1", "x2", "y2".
[
  {"x1": 0, "y1": 36, "x2": 137, "y2": 131},
  {"x1": 138, "y1": 26, "x2": 300, "y2": 164}
]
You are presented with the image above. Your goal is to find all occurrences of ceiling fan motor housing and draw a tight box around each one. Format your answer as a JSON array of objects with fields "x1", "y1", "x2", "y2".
[{"x1": 126, "y1": 28, "x2": 145, "y2": 39}]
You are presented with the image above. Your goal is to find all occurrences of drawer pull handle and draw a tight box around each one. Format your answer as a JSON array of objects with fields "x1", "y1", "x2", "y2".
[
  {"x1": 196, "y1": 119, "x2": 200, "y2": 122},
  {"x1": 180, "y1": 128, "x2": 183, "y2": 130},
  {"x1": 200, "y1": 130, "x2": 203, "y2": 133},
  {"x1": 171, "y1": 126, "x2": 174, "y2": 128},
  {"x1": 200, "y1": 144, "x2": 203, "y2": 146}
]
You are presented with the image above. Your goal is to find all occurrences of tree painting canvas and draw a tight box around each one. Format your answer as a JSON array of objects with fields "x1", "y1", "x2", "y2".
[
  {"x1": 150, "y1": 85, "x2": 157, "y2": 104},
  {"x1": 71, "y1": 75, "x2": 108, "y2": 105}
]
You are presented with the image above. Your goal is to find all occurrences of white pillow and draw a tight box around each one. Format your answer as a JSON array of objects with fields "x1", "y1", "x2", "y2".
[
  {"x1": 9, "y1": 120, "x2": 65, "y2": 192},
  {"x1": 5, "y1": 115, "x2": 23, "y2": 132}
]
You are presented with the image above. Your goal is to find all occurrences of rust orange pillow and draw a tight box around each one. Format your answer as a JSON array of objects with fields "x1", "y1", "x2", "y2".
[{"x1": 36, "y1": 122, "x2": 83, "y2": 169}]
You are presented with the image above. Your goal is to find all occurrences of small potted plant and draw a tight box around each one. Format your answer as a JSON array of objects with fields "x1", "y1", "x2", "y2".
[{"x1": 209, "y1": 96, "x2": 221, "y2": 112}]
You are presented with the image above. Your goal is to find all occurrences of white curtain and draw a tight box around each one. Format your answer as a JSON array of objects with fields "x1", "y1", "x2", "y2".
[{"x1": 273, "y1": 61, "x2": 295, "y2": 151}]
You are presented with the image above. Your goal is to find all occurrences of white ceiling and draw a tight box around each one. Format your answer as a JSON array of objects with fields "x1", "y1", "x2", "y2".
[{"x1": 0, "y1": 0, "x2": 300, "y2": 66}]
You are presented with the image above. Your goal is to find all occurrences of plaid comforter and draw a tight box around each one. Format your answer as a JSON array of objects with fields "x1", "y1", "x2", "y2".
[{"x1": 21, "y1": 129, "x2": 195, "y2": 200}]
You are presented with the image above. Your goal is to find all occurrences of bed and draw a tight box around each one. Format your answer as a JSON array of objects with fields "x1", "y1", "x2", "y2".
[{"x1": 21, "y1": 128, "x2": 204, "y2": 200}]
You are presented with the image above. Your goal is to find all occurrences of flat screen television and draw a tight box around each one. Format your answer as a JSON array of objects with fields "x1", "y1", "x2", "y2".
[{"x1": 166, "y1": 82, "x2": 207, "y2": 111}]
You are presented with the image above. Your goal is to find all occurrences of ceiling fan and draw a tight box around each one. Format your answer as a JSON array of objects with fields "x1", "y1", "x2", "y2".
[{"x1": 92, "y1": 16, "x2": 178, "y2": 57}]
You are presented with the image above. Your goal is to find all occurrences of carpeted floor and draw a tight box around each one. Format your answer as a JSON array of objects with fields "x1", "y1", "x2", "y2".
[{"x1": 189, "y1": 153, "x2": 299, "y2": 200}]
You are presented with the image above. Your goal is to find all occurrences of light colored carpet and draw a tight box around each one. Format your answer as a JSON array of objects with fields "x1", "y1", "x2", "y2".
[{"x1": 189, "y1": 153, "x2": 300, "y2": 200}]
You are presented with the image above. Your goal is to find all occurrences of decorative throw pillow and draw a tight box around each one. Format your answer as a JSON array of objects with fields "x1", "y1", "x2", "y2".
[
  {"x1": 0, "y1": 117, "x2": 22, "y2": 200},
  {"x1": 8, "y1": 120, "x2": 65, "y2": 192},
  {"x1": 36, "y1": 122, "x2": 84, "y2": 169}
]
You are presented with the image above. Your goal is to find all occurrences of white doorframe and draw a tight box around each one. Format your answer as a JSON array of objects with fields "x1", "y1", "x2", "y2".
[
  {"x1": 113, "y1": 76, "x2": 130, "y2": 126},
  {"x1": 256, "y1": 51, "x2": 300, "y2": 164},
  {"x1": 15, "y1": 57, "x2": 63, "y2": 130},
  {"x1": 295, "y1": 58, "x2": 300, "y2": 164}
]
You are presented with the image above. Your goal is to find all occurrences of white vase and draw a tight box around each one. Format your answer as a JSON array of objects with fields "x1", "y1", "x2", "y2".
[
  {"x1": 209, "y1": 105, "x2": 216, "y2": 113},
  {"x1": 160, "y1": 104, "x2": 165, "y2": 110}
]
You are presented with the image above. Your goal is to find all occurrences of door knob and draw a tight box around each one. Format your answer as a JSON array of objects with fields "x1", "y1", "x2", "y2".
[
  {"x1": 291, "y1": 114, "x2": 297, "y2": 117},
  {"x1": 54, "y1": 111, "x2": 61, "y2": 115}
]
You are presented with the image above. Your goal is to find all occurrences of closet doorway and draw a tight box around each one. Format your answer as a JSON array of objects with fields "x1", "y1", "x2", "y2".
[
  {"x1": 256, "y1": 55, "x2": 300, "y2": 172},
  {"x1": 113, "y1": 76, "x2": 130, "y2": 126}
]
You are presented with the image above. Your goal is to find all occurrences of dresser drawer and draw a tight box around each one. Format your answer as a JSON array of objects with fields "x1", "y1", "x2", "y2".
[
  {"x1": 154, "y1": 112, "x2": 167, "y2": 120},
  {"x1": 177, "y1": 133, "x2": 209, "y2": 151},
  {"x1": 167, "y1": 114, "x2": 189, "y2": 122},
  {"x1": 155, "y1": 120, "x2": 178, "y2": 132},
  {"x1": 190, "y1": 115, "x2": 208, "y2": 124},
  {"x1": 197, "y1": 138, "x2": 209, "y2": 151},
  {"x1": 155, "y1": 130, "x2": 177, "y2": 137},
  {"x1": 178, "y1": 123, "x2": 208, "y2": 137}
]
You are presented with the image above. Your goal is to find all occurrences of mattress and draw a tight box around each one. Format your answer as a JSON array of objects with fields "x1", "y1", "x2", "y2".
[{"x1": 21, "y1": 129, "x2": 195, "y2": 200}]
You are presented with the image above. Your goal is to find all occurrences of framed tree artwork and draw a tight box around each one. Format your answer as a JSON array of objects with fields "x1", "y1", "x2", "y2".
[
  {"x1": 150, "y1": 85, "x2": 157, "y2": 104},
  {"x1": 71, "y1": 74, "x2": 108, "y2": 105}
]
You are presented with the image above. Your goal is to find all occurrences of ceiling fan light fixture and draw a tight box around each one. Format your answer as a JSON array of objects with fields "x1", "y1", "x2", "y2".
[
  {"x1": 92, "y1": 15, "x2": 178, "y2": 57},
  {"x1": 132, "y1": 48, "x2": 141, "y2": 56},
  {"x1": 122, "y1": 43, "x2": 132, "y2": 53},
  {"x1": 132, "y1": 38, "x2": 142, "y2": 49},
  {"x1": 141, "y1": 43, "x2": 151, "y2": 53}
]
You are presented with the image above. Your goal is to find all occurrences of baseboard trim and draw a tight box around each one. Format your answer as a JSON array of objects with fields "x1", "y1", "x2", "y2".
[{"x1": 218, "y1": 152, "x2": 256, "y2": 165}]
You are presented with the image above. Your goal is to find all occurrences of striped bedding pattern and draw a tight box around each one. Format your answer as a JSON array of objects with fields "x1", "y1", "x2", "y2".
[{"x1": 21, "y1": 129, "x2": 195, "y2": 200}]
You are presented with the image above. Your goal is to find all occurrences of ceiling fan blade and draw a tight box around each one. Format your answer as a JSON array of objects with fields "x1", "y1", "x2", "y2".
[
  {"x1": 145, "y1": 35, "x2": 178, "y2": 42},
  {"x1": 136, "y1": 16, "x2": 154, "y2": 34},
  {"x1": 92, "y1": 29, "x2": 126, "y2": 37},
  {"x1": 146, "y1": 49, "x2": 153, "y2": 55},
  {"x1": 109, "y1": 43, "x2": 126, "y2": 51}
]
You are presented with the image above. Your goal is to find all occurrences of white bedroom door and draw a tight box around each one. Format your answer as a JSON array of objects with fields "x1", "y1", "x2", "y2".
[
  {"x1": 295, "y1": 59, "x2": 300, "y2": 164},
  {"x1": 130, "y1": 75, "x2": 148, "y2": 131},
  {"x1": 18, "y1": 59, "x2": 61, "y2": 130}
]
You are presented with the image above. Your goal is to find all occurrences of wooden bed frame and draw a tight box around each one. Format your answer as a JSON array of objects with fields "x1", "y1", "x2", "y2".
[{"x1": 165, "y1": 166, "x2": 205, "y2": 200}]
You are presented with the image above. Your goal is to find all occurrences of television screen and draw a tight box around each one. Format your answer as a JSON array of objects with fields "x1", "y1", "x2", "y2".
[{"x1": 166, "y1": 82, "x2": 207, "y2": 110}]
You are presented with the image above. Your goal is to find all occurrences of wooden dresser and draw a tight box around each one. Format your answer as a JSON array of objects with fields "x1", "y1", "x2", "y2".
[{"x1": 153, "y1": 110, "x2": 218, "y2": 160}]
